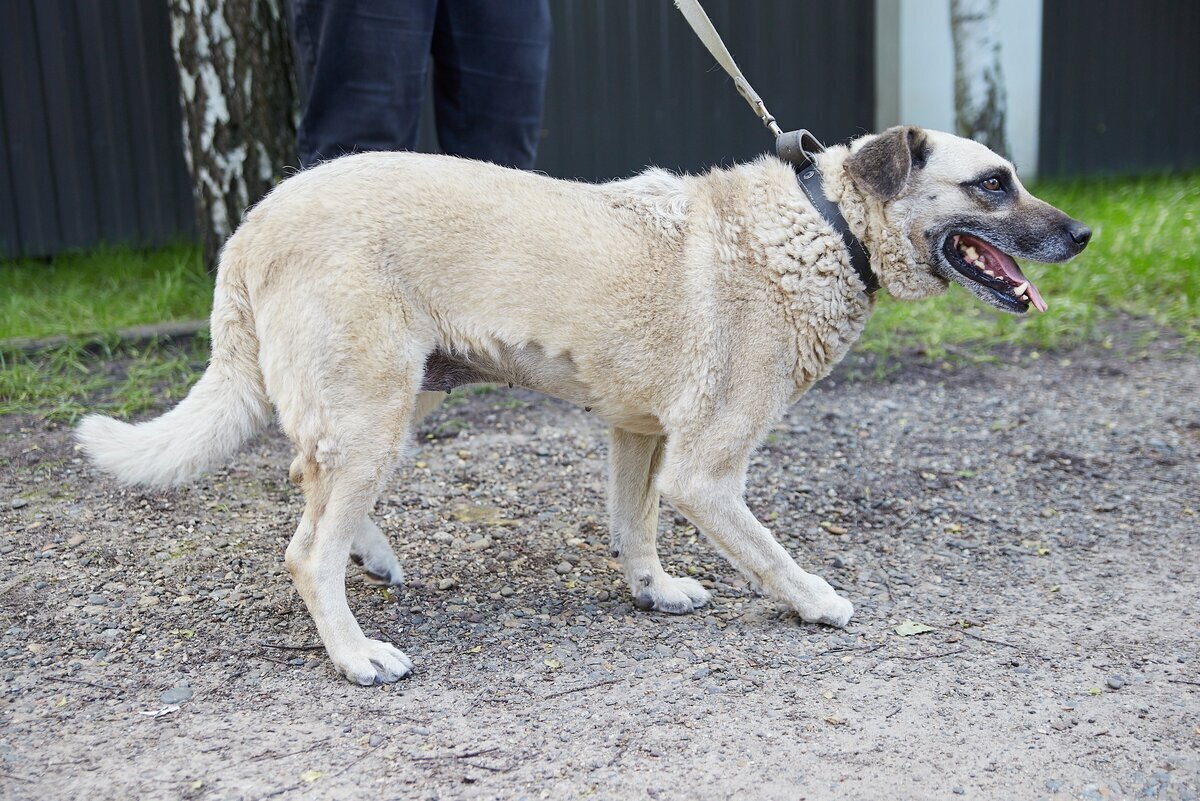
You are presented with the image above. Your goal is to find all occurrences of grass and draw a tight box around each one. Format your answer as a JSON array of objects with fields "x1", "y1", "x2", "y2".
[
  {"x1": 0, "y1": 244, "x2": 211, "y2": 341},
  {"x1": 863, "y1": 171, "x2": 1200, "y2": 355},
  {"x1": 0, "y1": 172, "x2": 1196, "y2": 420},
  {"x1": 0, "y1": 337, "x2": 208, "y2": 423}
]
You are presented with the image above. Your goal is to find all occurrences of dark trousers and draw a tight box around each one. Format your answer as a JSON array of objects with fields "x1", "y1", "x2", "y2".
[{"x1": 286, "y1": 0, "x2": 551, "y2": 169}]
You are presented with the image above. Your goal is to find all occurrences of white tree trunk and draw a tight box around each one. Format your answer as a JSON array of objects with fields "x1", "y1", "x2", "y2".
[
  {"x1": 168, "y1": 0, "x2": 297, "y2": 269},
  {"x1": 950, "y1": 0, "x2": 1011, "y2": 159}
]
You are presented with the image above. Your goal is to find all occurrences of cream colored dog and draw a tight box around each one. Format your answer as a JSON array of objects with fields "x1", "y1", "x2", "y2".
[{"x1": 77, "y1": 126, "x2": 1090, "y2": 685}]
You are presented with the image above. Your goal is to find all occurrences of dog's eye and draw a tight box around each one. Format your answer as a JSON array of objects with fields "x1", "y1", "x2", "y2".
[{"x1": 981, "y1": 176, "x2": 1004, "y2": 192}]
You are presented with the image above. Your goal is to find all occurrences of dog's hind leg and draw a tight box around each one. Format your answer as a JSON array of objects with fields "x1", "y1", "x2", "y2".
[
  {"x1": 281, "y1": 351, "x2": 427, "y2": 683},
  {"x1": 350, "y1": 517, "x2": 404, "y2": 586},
  {"x1": 608, "y1": 427, "x2": 711, "y2": 614},
  {"x1": 330, "y1": 391, "x2": 444, "y2": 588},
  {"x1": 292, "y1": 454, "x2": 405, "y2": 587}
]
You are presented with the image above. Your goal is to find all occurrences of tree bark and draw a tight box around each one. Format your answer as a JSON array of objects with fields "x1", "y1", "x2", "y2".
[
  {"x1": 168, "y1": 0, "x2": 298, "y2": 270},
  {"x1": 950, "y1": 0, "x2": 1011, "y2": 159}
]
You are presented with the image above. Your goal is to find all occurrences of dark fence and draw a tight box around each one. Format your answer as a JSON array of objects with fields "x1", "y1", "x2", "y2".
[
  {"x1": 2, "y1": 1, "x2": 875, "y2": 258},
  {"x1": 1039, "y1": 0, "x2": 1200, "y2": 177},
  {"x1": 0, "y1": 0, "x2": 196, "y2": 259}
]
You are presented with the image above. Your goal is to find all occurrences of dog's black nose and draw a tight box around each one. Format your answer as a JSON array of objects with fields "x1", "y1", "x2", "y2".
[{"x1": 1067, "y1": 221, "x2": 1092, "y2": 248}]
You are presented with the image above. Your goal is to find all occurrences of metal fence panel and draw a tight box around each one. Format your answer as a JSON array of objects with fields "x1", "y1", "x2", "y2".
[
  {"x1": 1039, "y1": 0, "x2": 1200, "y2": 177},
  {"x1": 0, "y1": 0, "x2": 195, "y2": 259},
  {"x1": 2, "y1": 0, "x2": 874, "y2": 259},
  {"x1": 534, "y1": 0, "x2": 876, "y2": 181}
]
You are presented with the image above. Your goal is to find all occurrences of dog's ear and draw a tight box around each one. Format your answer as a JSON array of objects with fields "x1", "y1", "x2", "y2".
[{"x1": 846, "y1": 126, "x2": 930, "y2": 200}]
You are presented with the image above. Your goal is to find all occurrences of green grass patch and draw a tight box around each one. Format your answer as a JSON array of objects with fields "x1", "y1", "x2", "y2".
[
  {"x1": 0, "y1": 244, "x2": 211, "y2": 341},
  {"x1": 0, "y1": 338, "x2": 207, "y2": 423},
  {"x1": 862, "y1": 171, "x2": 1200, "y2": 355}
]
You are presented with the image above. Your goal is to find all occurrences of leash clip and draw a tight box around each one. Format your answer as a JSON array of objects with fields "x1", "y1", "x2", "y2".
[{"x1": 775, "y1": 129, "x2": 826, "y2": 169}]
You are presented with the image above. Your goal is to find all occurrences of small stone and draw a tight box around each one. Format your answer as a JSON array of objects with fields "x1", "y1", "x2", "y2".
[
  {"x1": 952, "y1": 788, "x2": 965, "y2": 795},
  {"x1": 499, "y1": 586, "x2": 515, "y2": 597},
  {"x1": 1106, "y1": 675, "x2": 1126, "y2": 690},
  {"x1": 67, "y1": 534, "x2": 86, "y2": 547},
  {"x1": 160, "y1": 686, "x2": 193, "y2": 704},
  {"x1": 437, "y1": 578, "x2": 457, "y2": 591},
  {"x1": 368, "y1": 734, "x2": 384, "y2": 747},
  {"x1": 554, "y1": 561, "x2": 573, "y2": 575},
  {"x1": 138, "y1": 595, "x2": 160, "y2": 607},
  {"x1": 10, "y1": 498, "x2": 28, "y2": 509}
]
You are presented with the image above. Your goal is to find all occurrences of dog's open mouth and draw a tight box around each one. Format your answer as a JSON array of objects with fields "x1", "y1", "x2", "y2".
[{"x1": 942, "y1": 233, "x2": 1047, "y2": 313}]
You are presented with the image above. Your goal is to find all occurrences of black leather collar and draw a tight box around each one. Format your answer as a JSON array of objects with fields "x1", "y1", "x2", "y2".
[
  {"x1": 776, "y1": 130, "x2": 879, "y2": 295},
  {"x1": 793, "y1": 162, "x2": 879, "y2": 295}
]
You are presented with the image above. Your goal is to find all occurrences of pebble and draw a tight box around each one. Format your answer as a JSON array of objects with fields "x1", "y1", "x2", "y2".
[
  {"x1": 1106, "y1": 675, "x2": 1126, "y2": 690},
  {"x1": 160, "y1": 686, "x2": 193, "y2": 704},
  {"x1": 67, "y1": 534, "x2": 86, "y2": 547},
  {"x1": 369, "y1": 734, "x2": 385, "y2": 747},
  {"x1": 437, "y1": 578, "x2": 457, "y2": 591},
  {"x1": 499, "y1": 586, "x2": 515, "y2": 597},
  {"x1": 10, "y1": 498, "x2": 28, "y2": 509},
  {"x1": 554, "y1": 561, "x2": 573, "y2": 575}
]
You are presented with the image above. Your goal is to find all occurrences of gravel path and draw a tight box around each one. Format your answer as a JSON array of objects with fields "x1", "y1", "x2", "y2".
[{"x1": 1, "y1": 343, "x2": 1197, "y2": 800}]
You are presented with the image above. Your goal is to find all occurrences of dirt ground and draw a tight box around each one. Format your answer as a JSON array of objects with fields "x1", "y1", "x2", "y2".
[{"x1": 1, "y1": 340, "x2": 1197, "y2": 801}]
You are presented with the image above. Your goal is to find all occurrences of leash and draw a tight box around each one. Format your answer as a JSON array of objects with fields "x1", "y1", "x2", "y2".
[{"x1": 671, "y1": 0, "x2": 878, "y2": 294}]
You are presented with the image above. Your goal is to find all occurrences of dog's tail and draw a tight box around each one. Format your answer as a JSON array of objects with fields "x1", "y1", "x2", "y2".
[{"x1": 76, "y1": 253, "x2": 272, "y2": 488}]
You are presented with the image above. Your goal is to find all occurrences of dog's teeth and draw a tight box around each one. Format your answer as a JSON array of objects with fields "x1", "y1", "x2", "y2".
[
  {"x1": 984, "y1": 269, "x2": 996, "y2": 277},
  {"x1": 1013, "y1": 281, "x2": 1029, "y2": 297},
  {"x1": 964, "y1": 246, "x2": 978, "y2": 261}
]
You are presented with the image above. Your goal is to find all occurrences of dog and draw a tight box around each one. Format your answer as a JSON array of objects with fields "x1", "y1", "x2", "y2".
[{"x1": 77, "y1": 126, "x2": 1090, "y2": 684}]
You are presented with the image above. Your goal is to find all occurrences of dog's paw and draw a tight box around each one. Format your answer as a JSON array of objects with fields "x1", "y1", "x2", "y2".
[
  {"x1": 331, "y1": 638, "x2": 413, "y2": 685},
  {"x1": 631, "y1": 574, "x2": 712, "y2": 615},
  {"x1": 797, "y1": 593, "x2": 854, "y2": 628},
  {"x1": 350, "y1": 552, "x2": 404, "y2": 587}
]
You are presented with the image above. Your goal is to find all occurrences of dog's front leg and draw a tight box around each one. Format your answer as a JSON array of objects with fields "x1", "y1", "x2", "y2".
[
  {"x1": 657, "y1": 441, "x2": 853, "y2": 627},
  {"x1": 608, "y1": 427, "x2": 711, "y2": 614}
]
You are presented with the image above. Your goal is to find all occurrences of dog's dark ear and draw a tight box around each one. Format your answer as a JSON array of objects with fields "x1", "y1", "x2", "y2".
[{"x1": 846, "y1": 126, "x2": 930, "y2": 200}]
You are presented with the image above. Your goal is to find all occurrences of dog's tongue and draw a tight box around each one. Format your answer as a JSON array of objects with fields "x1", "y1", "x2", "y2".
[{"x1": 970, "y1": 236, "x2": 1048, "y2": 313}]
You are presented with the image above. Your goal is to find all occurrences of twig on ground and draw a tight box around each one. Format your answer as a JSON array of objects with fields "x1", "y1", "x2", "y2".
[
  {"x1": 823, "y1": 642, "x2": 887, "y2": 658},
  {"x1": 880, "y1": 647, "x2": 967, "y2": 662},
  {"x1": 1167, "y1": 679, "x2": 1200, "y2": 687},
  {"x1": 935, "y1": 625, "x2": 1021, "y2": 649},
  {"x1": 409, "y1": 747, "x2": 499, "y2": 763},
  {"x1": 255, "y1": 642, "x2": 325, "y2": 651},
  {"x1": 248, "y1": 741, "x2": 328, "y2": 763},
  {"x1": 45, "y1": 676, "x2": 118, "y2": 692},
  {"x1": 540, "y1": 677, "x2": 621, "y2": 699}
]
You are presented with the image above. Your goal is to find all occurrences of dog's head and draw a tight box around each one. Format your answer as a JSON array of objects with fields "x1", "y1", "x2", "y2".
[{"x1": 841, "y1": 126, "x2": 1091, "y2": 313}]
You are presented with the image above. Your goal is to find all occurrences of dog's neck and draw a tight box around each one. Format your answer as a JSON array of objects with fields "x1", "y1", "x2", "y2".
[{"x1": 814, "y1": 147, "x2": 924, "y2": 300}]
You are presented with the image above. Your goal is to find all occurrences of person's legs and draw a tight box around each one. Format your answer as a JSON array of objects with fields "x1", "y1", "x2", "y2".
[
  {"x1": 287, "y1": 0, "x2": 438, "y2": 167},
  {"x1": 430, "y1": 0, "x2": 551, "y2": 169}
]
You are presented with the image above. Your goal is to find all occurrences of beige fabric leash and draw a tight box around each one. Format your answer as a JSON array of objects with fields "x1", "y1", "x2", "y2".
[
  {"x1": 671, "y1": 0, "x2": 880, "y2": 294},
  {"x1": 672, "y1": 0, "x2": 783, "y2": 137}
]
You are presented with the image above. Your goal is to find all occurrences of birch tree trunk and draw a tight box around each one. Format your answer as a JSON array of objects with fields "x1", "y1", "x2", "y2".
[
  {"x1": 950, "y1": 0, "x2": 1011, "y2": 159},
  {"x1": 168, "y1": 0, "x2": 298, "y2": 269}
]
